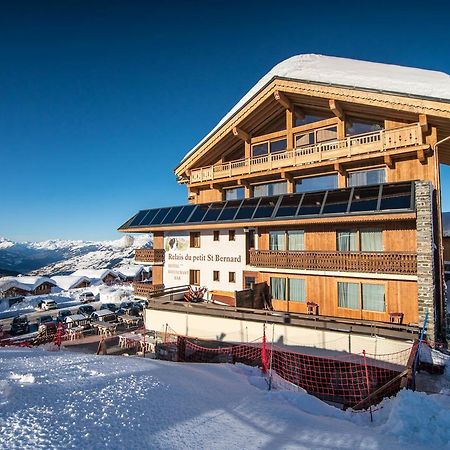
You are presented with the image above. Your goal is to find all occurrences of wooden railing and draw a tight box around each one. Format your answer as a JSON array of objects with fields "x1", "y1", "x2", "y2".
[
  {"x1": 190, "y1": 123, "x2": 423, "y2": 183},
  {"x1": 135, "y1": 249, "x2": 165, "y2": 264},
  {"x1": 133, "y1": 282, "x2": 165, "y2": 298},
  {"x1": 249, "y1": 249, "x2": 417, "y2": 275}
]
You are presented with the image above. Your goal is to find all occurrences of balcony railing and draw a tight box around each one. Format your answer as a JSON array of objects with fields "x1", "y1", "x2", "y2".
[
  {"x1": 133, "y1": 282, "x2": 165, "y2": 298},
  {"x1": 249, "y1": 249, "x2": 417, "y2": 275},
  {"x1": 189, "y1": 123, "x2": 423, "y2": 183},
  {"x1": 135, "y1": 248, "x2": 165, "y2": 265}
]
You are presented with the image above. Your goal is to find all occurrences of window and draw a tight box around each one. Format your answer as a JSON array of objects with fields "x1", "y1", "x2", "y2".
[
  {"x1": 348, "y1": 169, "x2": 386, "y2": 187},
  {"x1": 346, "y1": 118, "x2": 384, "y2": 136},
  {"x1": 229, "y1": 230, "x2": 235, "y2": 241},
  {"x1": 295, "y1": 174, "x2": 338, "y2": 193},
  {"x1": 224, "y1": 187, "x2": 245, "y2": 201},
  {"x1": 337, "y1": 229, "x2": 383, "y2": 252},
  {"x1": 213, "y1": 271, "x2": 220, "y2": 281},
  {"x1": 213, "y1": 230, "x2": 220, "y2": 241},
  {"x1": 253, "y1": 181, "x2": 287, "y2": 198},
  {"x1": 362, "y1": 284, "x2": 385, "y2": 312},
  {"x1": 270, "y1": 277, "x2": 286, "y2": 300},
  {"x1": 229, "y1": 272, "x2": 236, "y2": 283},
  {"x1": 288, "y1": 279, "x2": 306, "y2": 302},
  {"x1": 338, "y1": 282, "x2": 359, "y2": 309},
  {"x1": 269, "y1": 231, "x2": 286, "y2": 250},
  {"x1": 244, "y1": 276, "x2": 256, "y2": 289},
  {"x1": 294, "y1": 111, "x2": 333, "y2": 127},
  {"x1": 337, "y1": 230, "x2": 357, "y2": 251},
  {"x1": 360, "y1": 229, "x2": 383, "y2": 251},
  {"x1": 251, "y1": 139, "x2": 287, "y2": 157},
  {"x1": 294, "y1": 126, "x2": 337, "y2": 148},
  {"x1": 190, "y1": 232, "x2": 200, "y2": 248},
  {"x1": 288, "y1": 230, "x2": 305, "y2": 251},
  {"x1": 190, "y1": 270, "x2": 200, "y2": 285},
  {"x1": 338, "y1": 282, "x2": 385, "y2": 312}
]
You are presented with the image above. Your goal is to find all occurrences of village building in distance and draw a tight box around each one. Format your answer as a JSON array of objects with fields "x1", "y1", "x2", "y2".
[{"x1": 119, "y1": 54, "x2": 450, "y2": 345}]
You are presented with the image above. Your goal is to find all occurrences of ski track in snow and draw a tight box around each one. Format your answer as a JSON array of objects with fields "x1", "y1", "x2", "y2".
[{"x1": 1, "y1": 348, "x2": 449, "y2": 450}]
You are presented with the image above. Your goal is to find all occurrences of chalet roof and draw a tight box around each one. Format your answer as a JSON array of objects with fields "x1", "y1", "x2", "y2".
[
  {"x1": 179, "y1": 54, "x2": 450, "y2": 168},
  {"x1": 114, "y1": 265, "x2": 146, "y2": 278},
  {"x1": 0, "y1": 276, "x2": 56, "y2": 293},
  {"x1": 71, "y1": 269, "x2": 118, "y2": 281},
  {"x1": 51, "y1": 275, "x2": 91, "y2": 291},
  {"x1": 119, "y1": 181, "x2": 415, "y2": 232}
]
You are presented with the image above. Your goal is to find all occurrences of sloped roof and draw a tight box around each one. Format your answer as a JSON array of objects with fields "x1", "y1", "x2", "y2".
[
  {"x1": 71, "y1": 269, "x2": 118, "y2": 281},
  {"x1": 179, "y1": 54, "x2": 450, "y2": 166},
  {"x1": 0, "y1": 276, "x2": 56, "y2": 293},
  {"x1": 115, "y1": 265, "x2": 146, "y2": 278},
  {"x1": 51, "y1": 275, "x2": 91, "y2": 291}
]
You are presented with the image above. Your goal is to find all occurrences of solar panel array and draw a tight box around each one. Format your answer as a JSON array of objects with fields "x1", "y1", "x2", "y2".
[{"x1": 119, "y1": 181, "x2": 414, "y2": 229}]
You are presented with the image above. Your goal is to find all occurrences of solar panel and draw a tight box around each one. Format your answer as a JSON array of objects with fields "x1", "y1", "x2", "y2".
[
  {"x1": 119, "y1": 181, "x2": 414, "y2": 229},
  {"x1": 127, "y1": 210, "x2": 150, "y2": 227}
]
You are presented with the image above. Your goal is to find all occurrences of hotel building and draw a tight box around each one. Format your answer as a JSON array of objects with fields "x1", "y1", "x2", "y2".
[{"x1": 119, "y1": 55, "x2": 450, "y2": 344}]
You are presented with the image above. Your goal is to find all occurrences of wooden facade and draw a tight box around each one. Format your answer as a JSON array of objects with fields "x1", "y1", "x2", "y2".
[{"x1": 120, "y1": 56, "x2": 450, "y2": 339}]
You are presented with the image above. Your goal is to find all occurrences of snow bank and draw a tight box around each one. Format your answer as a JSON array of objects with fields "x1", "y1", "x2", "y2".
[{"x1": 0, "y1": 347, "x2": 449, "y2": 449}]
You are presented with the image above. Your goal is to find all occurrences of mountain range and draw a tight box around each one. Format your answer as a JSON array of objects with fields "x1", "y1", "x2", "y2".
[{"x1": 0, "y1": 235, "x2": 152, "y2": 276}]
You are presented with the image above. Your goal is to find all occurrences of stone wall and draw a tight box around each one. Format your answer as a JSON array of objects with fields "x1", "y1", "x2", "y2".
[{"x1": 415, "y1": 181, "x2": 438, "y2": 341}]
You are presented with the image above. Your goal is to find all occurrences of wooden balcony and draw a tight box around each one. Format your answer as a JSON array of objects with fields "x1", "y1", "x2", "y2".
[
  {"x1": 249, "y1": 249, "x2": 417, "y2": 275},
  {"x1": 135, "y1": 248, "x2": 165, "y2": 265},
  {"x1": 189, "y1": 123, "x2": 423, "y2": 184},
  {"x1": 133, "y1": 282, "x2": 165, "y2": 298}
]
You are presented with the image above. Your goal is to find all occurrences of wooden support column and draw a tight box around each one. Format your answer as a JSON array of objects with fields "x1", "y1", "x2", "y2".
[
  {"x1": 334, "y1": 163, "x2": 346, "y2": 188},
  {"x1": 238, "y1": 179, "x2": 251, "y2": 198},
  {"x1": 274, "y1": 90, "x2": 302, "y2": 149},
  {"x1": 286, "y1": 109, "x2": 293, "y2": 149},
  {"x1": 281, "y1": 172, "x2": 294, "y2": 193},
  {"x1": 384, "y1": 155, "x2": 395, "y2": 169}
]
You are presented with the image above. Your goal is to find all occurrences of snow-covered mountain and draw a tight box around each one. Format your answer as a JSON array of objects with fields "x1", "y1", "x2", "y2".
[{"x1": 0, "y1": 234, "x2": 152, "y2": 276}]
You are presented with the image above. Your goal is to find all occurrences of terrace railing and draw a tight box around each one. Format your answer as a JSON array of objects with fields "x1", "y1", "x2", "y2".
[
  {"x1": 135, "y1": 249, "x2": 165, "y2": 265},
  {"x1": 189, "y1": 123, "x2": 423, "y2": 183},
  {"x1": 249, "y1": 249, "x2": 417, "y2": 275}
]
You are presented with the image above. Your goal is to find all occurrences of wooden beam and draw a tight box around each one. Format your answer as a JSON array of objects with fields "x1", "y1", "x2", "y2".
[
  {"x1": 334, "y1": 162, "x2": 346, "y2": 176},
  {"x1": 280, "y1": 171, "x2": 293, "y2": 181},
  {"x1": 417, "y1": 148, "x2": 427, "y2": 164},
  {"x1": 419, "y1": 114, "x2": 428, "y2": 133},
  {"x1": 232, "y1": 126, "x2": 251, "y2": 143},
  {"x1": 329, "y1": 99, "x2": 345, "y2": 120},
  {"x1": 384, "y1": 154, "x2": 395, "y2": 169},
  {"x1": 274, "y1": 90, "x2": 293, "y2": 111}
]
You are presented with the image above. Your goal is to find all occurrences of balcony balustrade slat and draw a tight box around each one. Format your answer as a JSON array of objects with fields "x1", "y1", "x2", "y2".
[
  {"x1": 249, "y1": 250, "x2": 417, "y2": 275},
  {"x1": 189, "y1": 123, "x2": 422, "y2": 183}
]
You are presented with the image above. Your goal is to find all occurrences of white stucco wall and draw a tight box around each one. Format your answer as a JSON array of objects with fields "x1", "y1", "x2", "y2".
[{"x1": 163, "y1": 229, "x2": 247, "y2": 291}]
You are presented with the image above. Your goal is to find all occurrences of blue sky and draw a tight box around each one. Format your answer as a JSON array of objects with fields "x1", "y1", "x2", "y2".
[{"x1": 1, "y1": 0, "x2": 450, "y2": 241}]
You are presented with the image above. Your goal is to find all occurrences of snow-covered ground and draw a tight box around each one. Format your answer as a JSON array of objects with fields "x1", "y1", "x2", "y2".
[{"x1": 0, "y1": 347, "x2": 449, "y2": 450}]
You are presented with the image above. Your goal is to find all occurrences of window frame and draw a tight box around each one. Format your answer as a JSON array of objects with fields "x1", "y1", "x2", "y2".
[
  {"x1": 336, "y1": 228, "x2": 383, "y2": 252},
  {"x1": 229, "y1": 272, "x2": 236, "y2": 283},
  {"x1": 190, "y1": 231, "x2": 201, "y2": 248},
  {"x1": 213, "y1": 230, "x2": 220, "y2": 241},
  {"x1": 228, "y1": 230, "x2": 236, "y2": 241},
  {"x1": 189, "y1": 269, "x2": 200, "y2": 286},
  {"x1": 337, "y1": 281, "x2": 386, "y2": 312},
  {"x1": 347, "y1": 167, "x2": 386, "y2": 187},
  {"x1": 213, "y1": 270, "x2": 220, "y2": 282}
]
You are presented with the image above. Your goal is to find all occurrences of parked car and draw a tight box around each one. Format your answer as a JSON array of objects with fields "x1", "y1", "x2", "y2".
[
  {"x1": 57, "y1": 309, "x2": 73, "y2": 322},
  {"x1": 136, "y1": 299, "x2": 148, "y2": 308},
  {"x1": 37, "y1": 299, "x2": 58, "y2": 311},
  {"x1": 77, "y1": 305, "x2": 96, "y2": 317},
  {"x1": 10, "y1": 316, "x2": 30, "y2": 336},
  {"x1": 37, "y1": 315, "x2": 57, "y2": 334},
  {"x1": 100, "y1": 303, "x2": 119, "y2": 313},
  {"x1": 90, "y1": 310, "x2": 118, "y2": 323},
  {"x1": 79, "y1": 292, "x2": 97, "y2": 303}
]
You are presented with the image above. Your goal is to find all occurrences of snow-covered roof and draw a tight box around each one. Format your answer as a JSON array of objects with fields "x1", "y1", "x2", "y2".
[
  {"x1": 65, "y1": 314, "x2": 88, "y2": 322},
  {"x1": 0, "y1": 276, "x2": 56, "y2": 293},
  {"x1": 114, "y1": 265, "x2": 146, "y2": 278},
  {"x1": 180, "y1": 54, "x2": 450, "y2": 165},
  {"x1": 51, "y1": 275, "x2": 91, "y2": 291},
  {"x1": 71, "y1": 269, "x2": 118, "y2": 281}
]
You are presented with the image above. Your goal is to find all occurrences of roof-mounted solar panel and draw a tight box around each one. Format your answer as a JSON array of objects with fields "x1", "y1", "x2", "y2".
[
  {"x1": 187, "y1": 203, "x2": 210, "y2": 223},
  {"x1": 218, "y1": 200, "x2": 243, "y2": 221},
  {"x1": 202, "y1": 202, "x2": 225, "y2": 222},
  {"x1": 138, "y1": 209, "x2": 159, "y2": 226},
  {"x1": 127, "y1": 210, "x2": 149, "y2": 227}
]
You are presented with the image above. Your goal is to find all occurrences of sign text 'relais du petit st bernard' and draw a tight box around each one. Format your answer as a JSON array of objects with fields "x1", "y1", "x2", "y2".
[{"x1": 167, "y1": 253, "x2": 242, "y2": 263}]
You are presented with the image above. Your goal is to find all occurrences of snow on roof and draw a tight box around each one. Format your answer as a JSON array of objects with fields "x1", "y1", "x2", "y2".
[
  {"x1": 71, "y1": 269, "x2": 118, "y2": 281},
  {"x1": 114, "y1": 265, "x2": 146, "y2": 278},
  {"x1": 51, "y1": 275, "x2": 91, "y2": 291},
  {"x1": 0, "y1": 276, "x2": 55, "y2": 293},
  {"x1": 180, "y1": 54, "x2": 450, "y2": 165}
]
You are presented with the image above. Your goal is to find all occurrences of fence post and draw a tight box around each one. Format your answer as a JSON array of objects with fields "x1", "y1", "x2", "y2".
[
  {"x1": 412, "y1": 311, "x2": 428, "y2": 390},
  {"x1": 362, "y1": 350, "x2": 373, "y2": 422},
  {"x1": 268, "y1": 323, "x2": 275, "y2": 390},
  {"x1": 164, "y1": 323, "x2": 168, "y2": 343}
]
